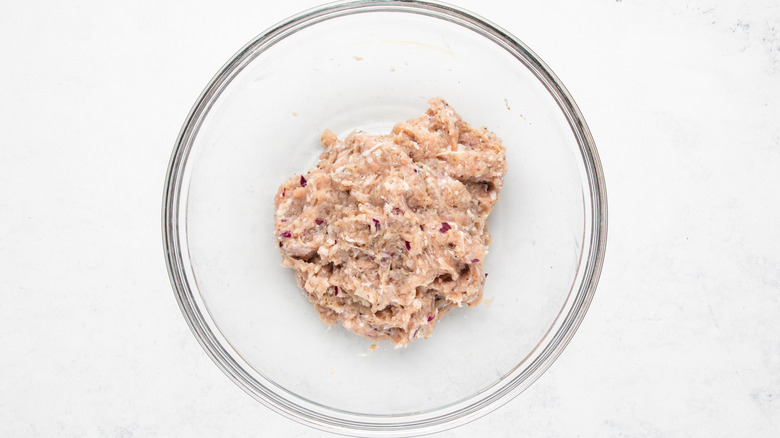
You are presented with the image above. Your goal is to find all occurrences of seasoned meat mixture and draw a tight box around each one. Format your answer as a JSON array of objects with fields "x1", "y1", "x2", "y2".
[{"x1": 274, "y1": 98, "x2": 507, "y2": 347}]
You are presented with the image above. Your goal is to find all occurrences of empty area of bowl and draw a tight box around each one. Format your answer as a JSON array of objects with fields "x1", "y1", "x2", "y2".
[{"x1": 180, "y1": 10, "x2": 587, "y2": 416}]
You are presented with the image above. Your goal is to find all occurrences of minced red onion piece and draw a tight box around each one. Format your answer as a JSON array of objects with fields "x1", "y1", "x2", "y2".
[
  {"x1": 315, "y1": 219, "x2": 324, "y2": 225},
  {"x1": 372, "y1": 218, "x2": 380, "y2": 230},
  {"x1": 334, "y1": 286, "x2": 339, "y2": 296},
  {"x1": 300, "y1": 175, "x2": 307, "y2": 187},
  {"x1": 471, "y1": 258, "x2": 480, "y2": 263},
  {"x1": 394, "y1": 207, "x2": 402, "y2": 215},
  {"x1": 280, "y1": 231, "x2": 291, "y2": 238},
  {"x1": 439, "y1": 222, "x2": 451, "y2": 233},
  {"x1": 404, "y1": 240, "x2": 411, "y2": 251},
  {"x1": 427, "y1": 315, "x2": 433, "y2": 322}
]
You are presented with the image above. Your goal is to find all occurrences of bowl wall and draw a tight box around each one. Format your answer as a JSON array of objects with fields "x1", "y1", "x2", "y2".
[{"x1": 165, "y1": 1, "x2": 606, "y2": 435}]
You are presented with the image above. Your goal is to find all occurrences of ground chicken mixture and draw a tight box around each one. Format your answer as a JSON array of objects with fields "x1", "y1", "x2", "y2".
[{"x1": 274, "y1": 98, "x2": 507, "y2": 347}]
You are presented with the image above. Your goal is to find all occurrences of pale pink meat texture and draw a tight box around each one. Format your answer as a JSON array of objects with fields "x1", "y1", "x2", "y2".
[{"x1": 274, "y1": 98, "x2": 507, "y2": 347}]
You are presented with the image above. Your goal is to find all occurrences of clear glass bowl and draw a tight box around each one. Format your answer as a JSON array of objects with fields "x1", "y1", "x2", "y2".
[{"x1": 163, "y1": 1, "x2": 607, "y2": 436}]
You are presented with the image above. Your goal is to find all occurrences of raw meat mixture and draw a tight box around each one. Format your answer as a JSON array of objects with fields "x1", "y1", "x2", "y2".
[{"x1": 274, "y1": 98, "x2": 507, "y2": 347}]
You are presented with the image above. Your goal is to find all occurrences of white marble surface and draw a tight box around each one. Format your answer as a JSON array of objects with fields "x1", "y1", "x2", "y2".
[{"x1": 1, "y1": 0, "x2": 779, "y2": 436}]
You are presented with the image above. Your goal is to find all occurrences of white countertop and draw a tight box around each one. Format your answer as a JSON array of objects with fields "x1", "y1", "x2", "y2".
[{"x1": 1, "y1": 0, "x2": 779, "y2": 436}]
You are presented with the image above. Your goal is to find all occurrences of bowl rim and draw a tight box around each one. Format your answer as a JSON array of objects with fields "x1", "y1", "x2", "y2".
[{"x1": 162, "y1": 0, "x2": 608, "y2": 436}]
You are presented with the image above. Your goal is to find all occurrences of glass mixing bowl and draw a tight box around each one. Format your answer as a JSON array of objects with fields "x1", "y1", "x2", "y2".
[{"x1": 163, "y1": 0, "x2": 607, "y2": 435}]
